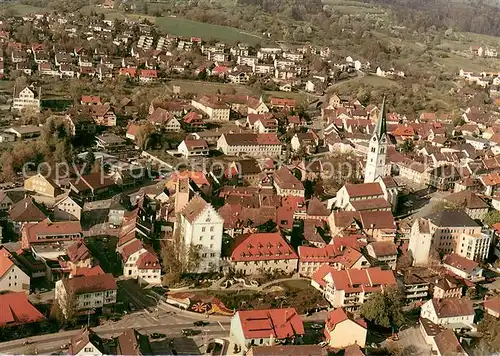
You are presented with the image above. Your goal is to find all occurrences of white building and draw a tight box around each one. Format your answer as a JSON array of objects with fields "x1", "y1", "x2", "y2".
[
  {"x1": 420, "y1": 298, "x2": 474, "y2": 329},
  {"x1": 191, "y1": 96, "x2": 230, "y2": 121},
  {"x1": 311, "y1": 266, "x2": 397, "y2": 310},
  {"x1": 178, "y1": 195, "x2": 224, "y2": 273},
  {"x1": 217, "y1": 133, "x2": 282, "y2": 158},
  {"x1": 120, "y1": 239, "x2": 162, "y2": 285},
  {"x1": 442, "y1": 253, "x2": 483, "y2": 281},
  {"x1": 409, "y1": 210, "x2": 490, "y2": 265},
  {"x1": 364, "y1": 98, "x2": 387, "y2": 183},
  {"x1": 177, "y1": 139, "x2": 209, "y2": 159},
  {"x1": 12, "y1": 85, "x2": 41, "y2": 113},
  {"x1": 54, "y1": 194, "x2": 82, "y2": 221},
  {"x1": 0, "y1": 246, "x2": 30, "y2": 294},
  {"x1": 55, "y1": 273, "x2": 117, "y2": 317},
  {"x1": 68, "y1": 327, "x2": 105, "y2": 356}
]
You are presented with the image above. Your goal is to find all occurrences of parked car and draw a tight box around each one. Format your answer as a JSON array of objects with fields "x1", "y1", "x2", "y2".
[
  {"x1": 193, "y1": 321, "x2": 209, "y2": 327},
  {"x1": 150, "y1": 333, "x2": 166, "y2": 339},
  {"x1": 182, "y1": 329, "x2": 200, "y2": 336},
  {"x1": 311, "y1": 323, "x2": 323, "y2": 329}
]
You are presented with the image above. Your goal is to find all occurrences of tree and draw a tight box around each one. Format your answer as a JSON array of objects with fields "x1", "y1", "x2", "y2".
[
  {"x1": 475, "y1": 315, "x2": 500, "y2": 355},
  {"x1": 135, "y1": 123, "x2": 155, "y2": 150},
  {"x1": 51, "y1": 285, "x2": 77, "y2": 326},
  {"x1": 84, "y1": 149, "x2": 95, "y2": 174},
  {"x1": 484, "y1": 211, "x2": 500, "y2": 227},
  {"x1": 399, "y1": 139, "x2": 415, "y2": 154},
  {"x1": 360, "y1": 286, "x2": 405, "y2": 330}
]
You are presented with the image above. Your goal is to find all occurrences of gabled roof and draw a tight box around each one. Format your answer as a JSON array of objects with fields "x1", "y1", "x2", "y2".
[
  {"x1": 116, "y1": 329, "x2": 152, "y2": 355},
  {"x1": 425, "y1": 210, "x2": 478, "y2": 228},
  {"x1": 443, "y1": 253, "x2": 480, "y2": 274},
  {"x1": 66, "y1": 241, "x2": 91, "y2": 263},
  {"x1": 344, "y1": 182, "x2": 384, "y2": 198},
  {"x1": 433, "y1": 329, "x2": 467, "y2": 356},
  {"x1": 325, "y1": 308, "x2": 366, "y2": 332},
  {"x1": 61, "y1": 273, "x2": 117, "y2": 295},
  {"x1": 483, "y1": 297, "x2": 500, "y2": 315},
  {"x1": 230, "y1": 232, "x2": 297, "y2": 262},
  {"x1": 0, "y1": 246, "x2": 15, "y2": 279},
  {"x1": 0, "y1": 292, "x2": 45, "y2": 327},
  {"x1": 9, "y1": 196, "x2": 47, "y2": 222},
  {"x1": 236, "y1": 308, "x2": 304, "y2": 339},
  {"x1": 68, "y1": 327, "x2": 105, "y2": 355},
  {"x1": 273, "y1": 167, "x2": 304, "y2": 191},
  {"x1": 180, "y1": 195, "x2": 212, "y2": 224}
]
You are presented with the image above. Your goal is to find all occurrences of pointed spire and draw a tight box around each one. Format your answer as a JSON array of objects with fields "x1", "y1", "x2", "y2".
[{"x1": 375, "y1": 96, "x2": 387, "y2": 139}]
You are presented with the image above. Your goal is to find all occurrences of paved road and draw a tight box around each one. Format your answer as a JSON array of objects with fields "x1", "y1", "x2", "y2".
[{"x1": 0, "y1": 310, "x2": 230, "y2": 355}]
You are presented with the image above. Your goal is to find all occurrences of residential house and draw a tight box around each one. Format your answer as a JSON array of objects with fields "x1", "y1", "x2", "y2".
[
  {"x1": 68, "y1": 327, "x2": 106, "y2": 356},
  {"x1": 91, "y1": 105, "x2": 116, "y2": 126},
  {"x1": 230, "y1": 308, "x2": 304, "y2": 350},
  {"x1": 69, "y1": 172, "x2": 116, "y2": 201},
  {"x1": 95, "y1": 134, "x2": 127, "y2": 152},
  {"x1": 139, "y1": 69, "x2": 157, "y2": 83},
  {"x1": 483, "y1": 298, "x2": 500, "y2": 318},
  {"x1": 12, "y1": 85, "x2": 41, "y2": 112},
  {"x1": 323, "y1": 308, "x2": 367, "y2": 348},
  {"x1": 335, "y1": 183, "x2": 390, "y2": 212},
  {"x1": 119, "y1": 239, "x2": 161, "y2": 285},
  {"x1": 23, "y1": 173, "x2": 60, "y2": 198},
  {"x1": 5, "y1": 125, "x2": 42, "y2": 139},
  {"x1": 403, "y1": 272, "x2": 430, "y2": 302},
  {"x1": 298, "y1": 244, "x2": 369, "y2": 277},
  {"x1": 0, "y1": 292, "x2": 45, "y2": 327},
  {"x1": 116, "y1": 329, "x2": 153, "y2": 355},
  {"x1": 366, "y1": 241, "x2": 398, "y2": 269},
  {"x1": 178, "y1": 195, "x2": 224, "y2": 273},
  {"x1": 269, "y1": 98, "x2": 296, "y2": 111},
  {"x1": 0, "y1": 246, "x2": 30, "y2": 293},
  {"x1": 443, "y1": 190, "x2": 489, "y2": 221},
  {"x1": 433, "y1": 275, "x2": 463, "y2": 299},
  {"x1": 420, "y1": 298, "x2": 474, "y2": 329},
  {"x1": 191, "y1": 96, "x2": 230, "y2": 121},
  {"x1": 9, "y1": 196, "x2": 48, "y2": 233},
  {"x1": 54, "y1": 194, "x2": 82, "y2": 221},
  {"x1": 148, "y1": 108, "x2": 181, "y2": 131},
  {"x1": 328, "y1": 210, "x2": 396, "y2": 241},
  {"x1": 273, "y1": 167, "x2": 305, "y2": 197},
  {"x1": 21, "y1": 218, "x2": 83, "y2": 250},
  {"x1": 311, "y1": 266, "x2": 397, "y2": 310},
  {"x1": 227, "y1": 232, "x2": 297, "y2": 275},
  {"x1": 177, "y1": 139, "x2": 209, "y2": 159},
  {"x1": 290, "y1": 132, "x2": 319, "y2": 154},
  {"x1": 55, "y1": 273, "x2": 117, "y2": 317},
  {"x1": 442, "y1": 253, "x2": 483, "y2": 281}
]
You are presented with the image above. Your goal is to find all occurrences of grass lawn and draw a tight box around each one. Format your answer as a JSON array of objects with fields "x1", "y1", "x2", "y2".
[
  {"x1": 78, "y1": 5, "x2": 155, "y2": 21},
  {"x1": 332, "y1": 74, "x2": 400, "y2": 94},
  {"x1": 156, "y1": 16, "x2": 262, "y2": 45},
  {"x1": 4, "y1": 4, "x2": 49, "y2": 15},
  {"x1": 434, "y1": 52, "x2": 500, "y2": 72}
]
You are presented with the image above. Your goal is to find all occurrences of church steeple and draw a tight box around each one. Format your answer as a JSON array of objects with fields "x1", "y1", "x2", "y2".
[
  {"x1": 374, "y1": 96, "x2": 387, "y2": 140},
  {"x1": 364, "y1": 97, "x2": 388, "y2": 183}
]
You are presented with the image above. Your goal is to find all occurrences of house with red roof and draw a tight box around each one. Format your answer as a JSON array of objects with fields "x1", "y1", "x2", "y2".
[
  {"x1": 230, "y1": 308, "x2": 304, "y2": 350},
  {"x1": 0, "y1": 292, "x2": 45, "y2": 327},
  {"x1": 119, "y1": 67, "x2": 137, "y2": 78},
  {"x1": 324, "y1": 308, "x2": 367, "y2": 348},
  {"x1": 55, "y1": 273, "x2": 117, "y2": 317},
  {"x1": 484, "y1": 297, "x2": 500, "y2": 318},
  {"x1": 228, "y1": 232, "x2": 297, "y2": 275},
  {"x1": 335, "y1": 182, "x2": 391, "y2": 212},
  {"x1": 183, "y1": 111, "x2": 205, "y2": 131},
  {"x1": 311, "y1": 266, "x2": 396, "y2": 310},
  {"x1": 420, "y1": 298, "x2": 474, "y2": 328},
  {"x1": 139, "y1": 69, "x2": 157, "y2": 83},
  {"x1": 328, "y1": 210, "x2": 396, "y2": 241},
  {"x1": 0, "y1": 246, "x2": 30, "y2": 293},
  {"x1": 269, "y1": 97, "x2": 296, "y2": 111},
  {"x1": 119, "y1": 239, "x2": 161, "y2": 285},
  {"x1": 298, "y1": 243, "x2": 369, "y2": 277},
  {"x1": 21, "y1": 218, "x2": 83, "y2": 250}
]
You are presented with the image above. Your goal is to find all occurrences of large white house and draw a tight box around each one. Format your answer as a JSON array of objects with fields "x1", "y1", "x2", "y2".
[
  {"x1": 12, "y1": 85, "x2": 41, "y2": 113},
  {"x1": 0, "y1": 246, "x2": 30, "y2": 294},
  {"x1": 324, "y1": 308, "x2": 367, "y2": 348},
  {"x1": 68, "y1": 327, "x2": 105, "y2": 356},
  {"x1": 178, "y1": 195, "x2": 224, "y2": 273}
]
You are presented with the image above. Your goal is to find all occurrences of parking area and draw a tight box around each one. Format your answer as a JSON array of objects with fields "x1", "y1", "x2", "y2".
[{"x1": 382, "y1": 327, "x2": 432, "y2": 356}]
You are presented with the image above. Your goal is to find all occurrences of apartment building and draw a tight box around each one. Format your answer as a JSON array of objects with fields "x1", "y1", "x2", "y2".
[
  {"x1": 119, "y1": 239, "x2": 161, "y2": 285},
  {"x1": 12, "y1": 85, "x2": 41, "y2": 112},
  {"x1": 0, "y1": 246, "x2": 30, "y2": 294},
  {"x1": 55, "y1": 273, "x2": 117, "y2": 317},
  {"x1": 409, "y1": 210, "x2": 491, "y2": 265},
  {"x1": 311, "y1": 266, "x2": 397, "y2": 310}
]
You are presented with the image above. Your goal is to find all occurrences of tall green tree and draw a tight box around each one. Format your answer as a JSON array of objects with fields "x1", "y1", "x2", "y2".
[{"x1": 360, "y1": 286, "x2": 405, "y2": 330}]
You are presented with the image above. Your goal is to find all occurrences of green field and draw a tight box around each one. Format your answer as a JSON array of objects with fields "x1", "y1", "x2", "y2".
[
  {"x1": 156, "y1": 17, "x2": 262, "y2": 45},
  {"x1": 5, "y1": 4, "x2": 49, "y2": 15}
]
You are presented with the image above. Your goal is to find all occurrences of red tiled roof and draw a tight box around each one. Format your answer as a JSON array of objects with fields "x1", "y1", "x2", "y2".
[
  {"x1": 73, "y1": 265, "x2": 105, "y2": 277},
  {"x1": 136, "y1": 250, "x2": 160, "y2": 270},
  {"x1": 325, "y1": 308, "x2": 366, "y2": 333},
  {"x1": 270, "y1": 97, "x2": 296, "y2": 107},
  {"x1": 237, "y1": 308, "x2": 304, "y2": 339},
  {"x1": 443, "y1": 253, "x2": 479, "y2": 274},
  {"x1": 139, "y1": 69, "x2": 157, "y2": 78},
  {"x1": 67, "y1": 241, "x2": 90, "y2": 263},
  {"x1": 312, "y1": 266, "x2": 396, "y2": 293},
  {"x1": 345, "y1": 183, "x2": 384, "y2": 198},
  {"x1": 431, "y1": 297, "x2": 474, "y2": 318},
  {"x1": 368, "y1": 241, "x2": 397, "y2": 257},
  {"x1": 0, "y1": 246, "x2": 14, "y2": 279},
  {"x1": 0, "y1": 292, "x2": 45, "y2": 326},
  {"x1": 23, "y1": 218, "x2": 82, "y2": 245},
  {"x1": 231, "y1": 232, "x2": 297, "y2": 262},
  {"x1": 81, "y1": 95, "x2": 101, "y2": 104},
  {"x1": 273, "y1": 167, "x2": 304, "y2": 191},
  {"x1": 120, "y1": 239, "x2": 144, "y2": 262},
  {"x1": 484, "y1": 297, "x2": 500, "y2": 315},
  {"x1": 180, "y1": 195, "x2": 210, "y2": 224},
  {"x1": 170, "y1": 170, "x2": 210, "y2": 186},
  {"x1": 119, "y1": 67, "x2": 137, "y2": 77}
]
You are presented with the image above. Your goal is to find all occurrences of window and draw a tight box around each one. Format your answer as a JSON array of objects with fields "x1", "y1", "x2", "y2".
[
  {"x1": 210, "y1": 226, "x2": 214, "y2": 232},
  {"x1": 202, "y1": 227, "x2": 206, "y2": 232},
  {"x1": 84, "y1": 348, "x2": 93, "y2": 352}
]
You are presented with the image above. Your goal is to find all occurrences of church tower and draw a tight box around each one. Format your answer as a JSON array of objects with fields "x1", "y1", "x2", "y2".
[{"x1": 364, "y1": 97, "x2": 387, "y2": 183}]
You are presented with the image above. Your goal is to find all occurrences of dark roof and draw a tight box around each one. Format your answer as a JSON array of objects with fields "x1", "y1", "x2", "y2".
[
  {"x1": 248, "y1": 345, "x2": 325, "y2": 356},
  {"x1": 8, "y1": 197, "x2": 47, "y2": 222},
  {"x1": 373, "y1": 97, "x2": 387, "y2": 140},
  {"x1": 431, "y1": 298, "x2": 474, "y2": 318},
  {"x1": 424, "y1": 210, "x2": 479, "y2": 228},
  {"x1": 62, "y1": 273, "x2": 117, "y2": 295},
  {"x1": 444, "y1": 190, "x2": 489, "y2": 210},
  {"x1": 434, "y1": 329, "x2": 467, "y2": 356}
]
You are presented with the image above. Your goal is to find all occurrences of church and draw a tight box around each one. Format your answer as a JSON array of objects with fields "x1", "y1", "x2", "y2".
[{"x1": 335, "y1": 98, "x2": 399, "y2": 212}]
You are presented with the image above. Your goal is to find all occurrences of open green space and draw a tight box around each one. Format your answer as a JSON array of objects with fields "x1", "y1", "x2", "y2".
[
  {"x1": 155, "y1": 17, "x2": 262, "y2": 45},
  {"x1": 5, "y1": 4, "x2": 49, "y2": 15}
]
